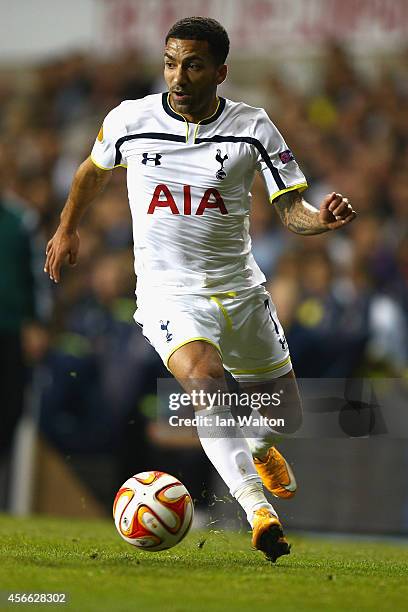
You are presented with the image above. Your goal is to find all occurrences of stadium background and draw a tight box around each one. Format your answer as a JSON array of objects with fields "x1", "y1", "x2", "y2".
[{"x1": 1, "y1": 0, "x2": 407, "y2": 535}]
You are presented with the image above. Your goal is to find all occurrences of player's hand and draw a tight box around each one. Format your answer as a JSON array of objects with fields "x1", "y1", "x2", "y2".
[
  {"x1": 319, "y1": 192, "x2": 356, "y2": 230},
  {"x1": 44, "y1": 227, "x2": 80, "y2": 283}
]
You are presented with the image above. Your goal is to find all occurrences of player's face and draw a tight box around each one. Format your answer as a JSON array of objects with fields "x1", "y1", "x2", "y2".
[{"x1": 164, "y1": 38, "x2": 227, "y2": 123}]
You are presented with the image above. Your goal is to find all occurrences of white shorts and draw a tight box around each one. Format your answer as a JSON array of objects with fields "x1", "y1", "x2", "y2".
[{"x1": 134, "y1": 285, "x2": 292, "y2": 383}]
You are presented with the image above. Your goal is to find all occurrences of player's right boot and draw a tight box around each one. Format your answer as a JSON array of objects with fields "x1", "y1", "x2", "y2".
[
  {"x1": 253, "y1": 446, "x2": 297, "y2": 499},
  {"x1": 251, "y1": 508, "x2": 291, "y2": 563}
]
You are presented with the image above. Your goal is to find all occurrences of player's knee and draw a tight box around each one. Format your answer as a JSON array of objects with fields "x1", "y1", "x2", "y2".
[{"x1": 183, "y1": 360, "x2": 224, "y2": 381}]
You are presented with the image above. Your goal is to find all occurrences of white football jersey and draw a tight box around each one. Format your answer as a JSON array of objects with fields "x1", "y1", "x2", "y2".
[{"x1": 91, "y1": 93, "x2": 307, "y2": 297}]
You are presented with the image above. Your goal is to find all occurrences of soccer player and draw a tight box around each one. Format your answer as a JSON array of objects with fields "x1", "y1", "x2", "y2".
[{"x1": 44, "y1": 17, "x2": 356, "y2": 562}]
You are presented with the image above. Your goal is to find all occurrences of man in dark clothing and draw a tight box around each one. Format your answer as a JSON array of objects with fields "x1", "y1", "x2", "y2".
[{"x1": 0, "y1": 196, "x2": 46, "y2": 509}]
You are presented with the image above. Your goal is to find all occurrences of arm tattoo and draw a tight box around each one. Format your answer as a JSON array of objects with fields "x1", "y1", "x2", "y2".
[{"x1": 274, "y1": 190, "x2": 328, "y2": 235}]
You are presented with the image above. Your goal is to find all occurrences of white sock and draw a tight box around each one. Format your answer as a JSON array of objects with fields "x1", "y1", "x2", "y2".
[
  {"x1": 196, "y1": 406, "x2": 275, "y2": 525},
  {"x1": 235, "y1": 480, "x2": 278, "y2": 526},
  {"x1": 241, "y1": 409, "x2": 280, "y2": 459},
  {"x1": 246, "y1": 430, "x2": 277, "y2": 459}
]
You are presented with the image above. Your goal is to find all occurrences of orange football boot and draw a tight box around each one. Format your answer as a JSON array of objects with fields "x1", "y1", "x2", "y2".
[
  {"x1": 251, "y1": 508, "x2": 291, "y2": 562},
  {"x1": 254, "y1": 446, "x2": 297, "y2": 499}
]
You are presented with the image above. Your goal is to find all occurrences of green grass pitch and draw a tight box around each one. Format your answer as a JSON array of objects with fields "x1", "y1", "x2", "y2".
[{"x1": 0, "y1": 514, "x2": 407, "y2": 611}]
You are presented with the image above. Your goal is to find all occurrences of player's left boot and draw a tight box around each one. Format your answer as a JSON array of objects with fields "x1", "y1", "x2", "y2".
[
  {"x1": 253, "y1": 446, "x2": 297, "y2": 499},
  {"x1": 251, "y1": 508, "x2": 291, "y2": 563}
]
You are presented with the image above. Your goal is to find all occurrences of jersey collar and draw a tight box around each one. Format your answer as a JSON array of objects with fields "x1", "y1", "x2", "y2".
[{"x1": 162, "y1": 92, "x2": 226, "y2": 125}]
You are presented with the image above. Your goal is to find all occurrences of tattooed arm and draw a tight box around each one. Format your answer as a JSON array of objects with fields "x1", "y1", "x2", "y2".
[{"x1": 274, "y1": 189, "x2": 356, "y2": 235}]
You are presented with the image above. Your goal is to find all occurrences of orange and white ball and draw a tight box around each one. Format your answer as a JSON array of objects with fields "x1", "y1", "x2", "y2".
[{"x1": 113, "y1": 471, "x2": 194, "y2": 551}]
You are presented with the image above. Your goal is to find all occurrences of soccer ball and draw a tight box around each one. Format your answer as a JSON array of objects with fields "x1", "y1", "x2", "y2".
[{"x1": 113, "y1": 471, "x2": 194, "y2": 551}]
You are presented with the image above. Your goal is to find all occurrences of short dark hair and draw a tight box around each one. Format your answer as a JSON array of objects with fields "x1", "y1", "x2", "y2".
[{"x1": 165, "y1": 17, "x2": 230, "y2": 65}]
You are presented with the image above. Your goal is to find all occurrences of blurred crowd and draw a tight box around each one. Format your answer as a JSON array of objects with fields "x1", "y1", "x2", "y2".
[{"x1": 1, "y1": 45, "x2": 407, "y2": 506}]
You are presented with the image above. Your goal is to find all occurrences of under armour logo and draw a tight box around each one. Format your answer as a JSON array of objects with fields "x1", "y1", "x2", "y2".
[
  {"x1": 160, "y1": 320, "x2": 173, "y2": 342},
  {"x1": 142, "y1": 153, "x2": 162, "y2": 166},
  {"x1": 215, "y1": 149, "x2": 228, "y2": 180}
]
